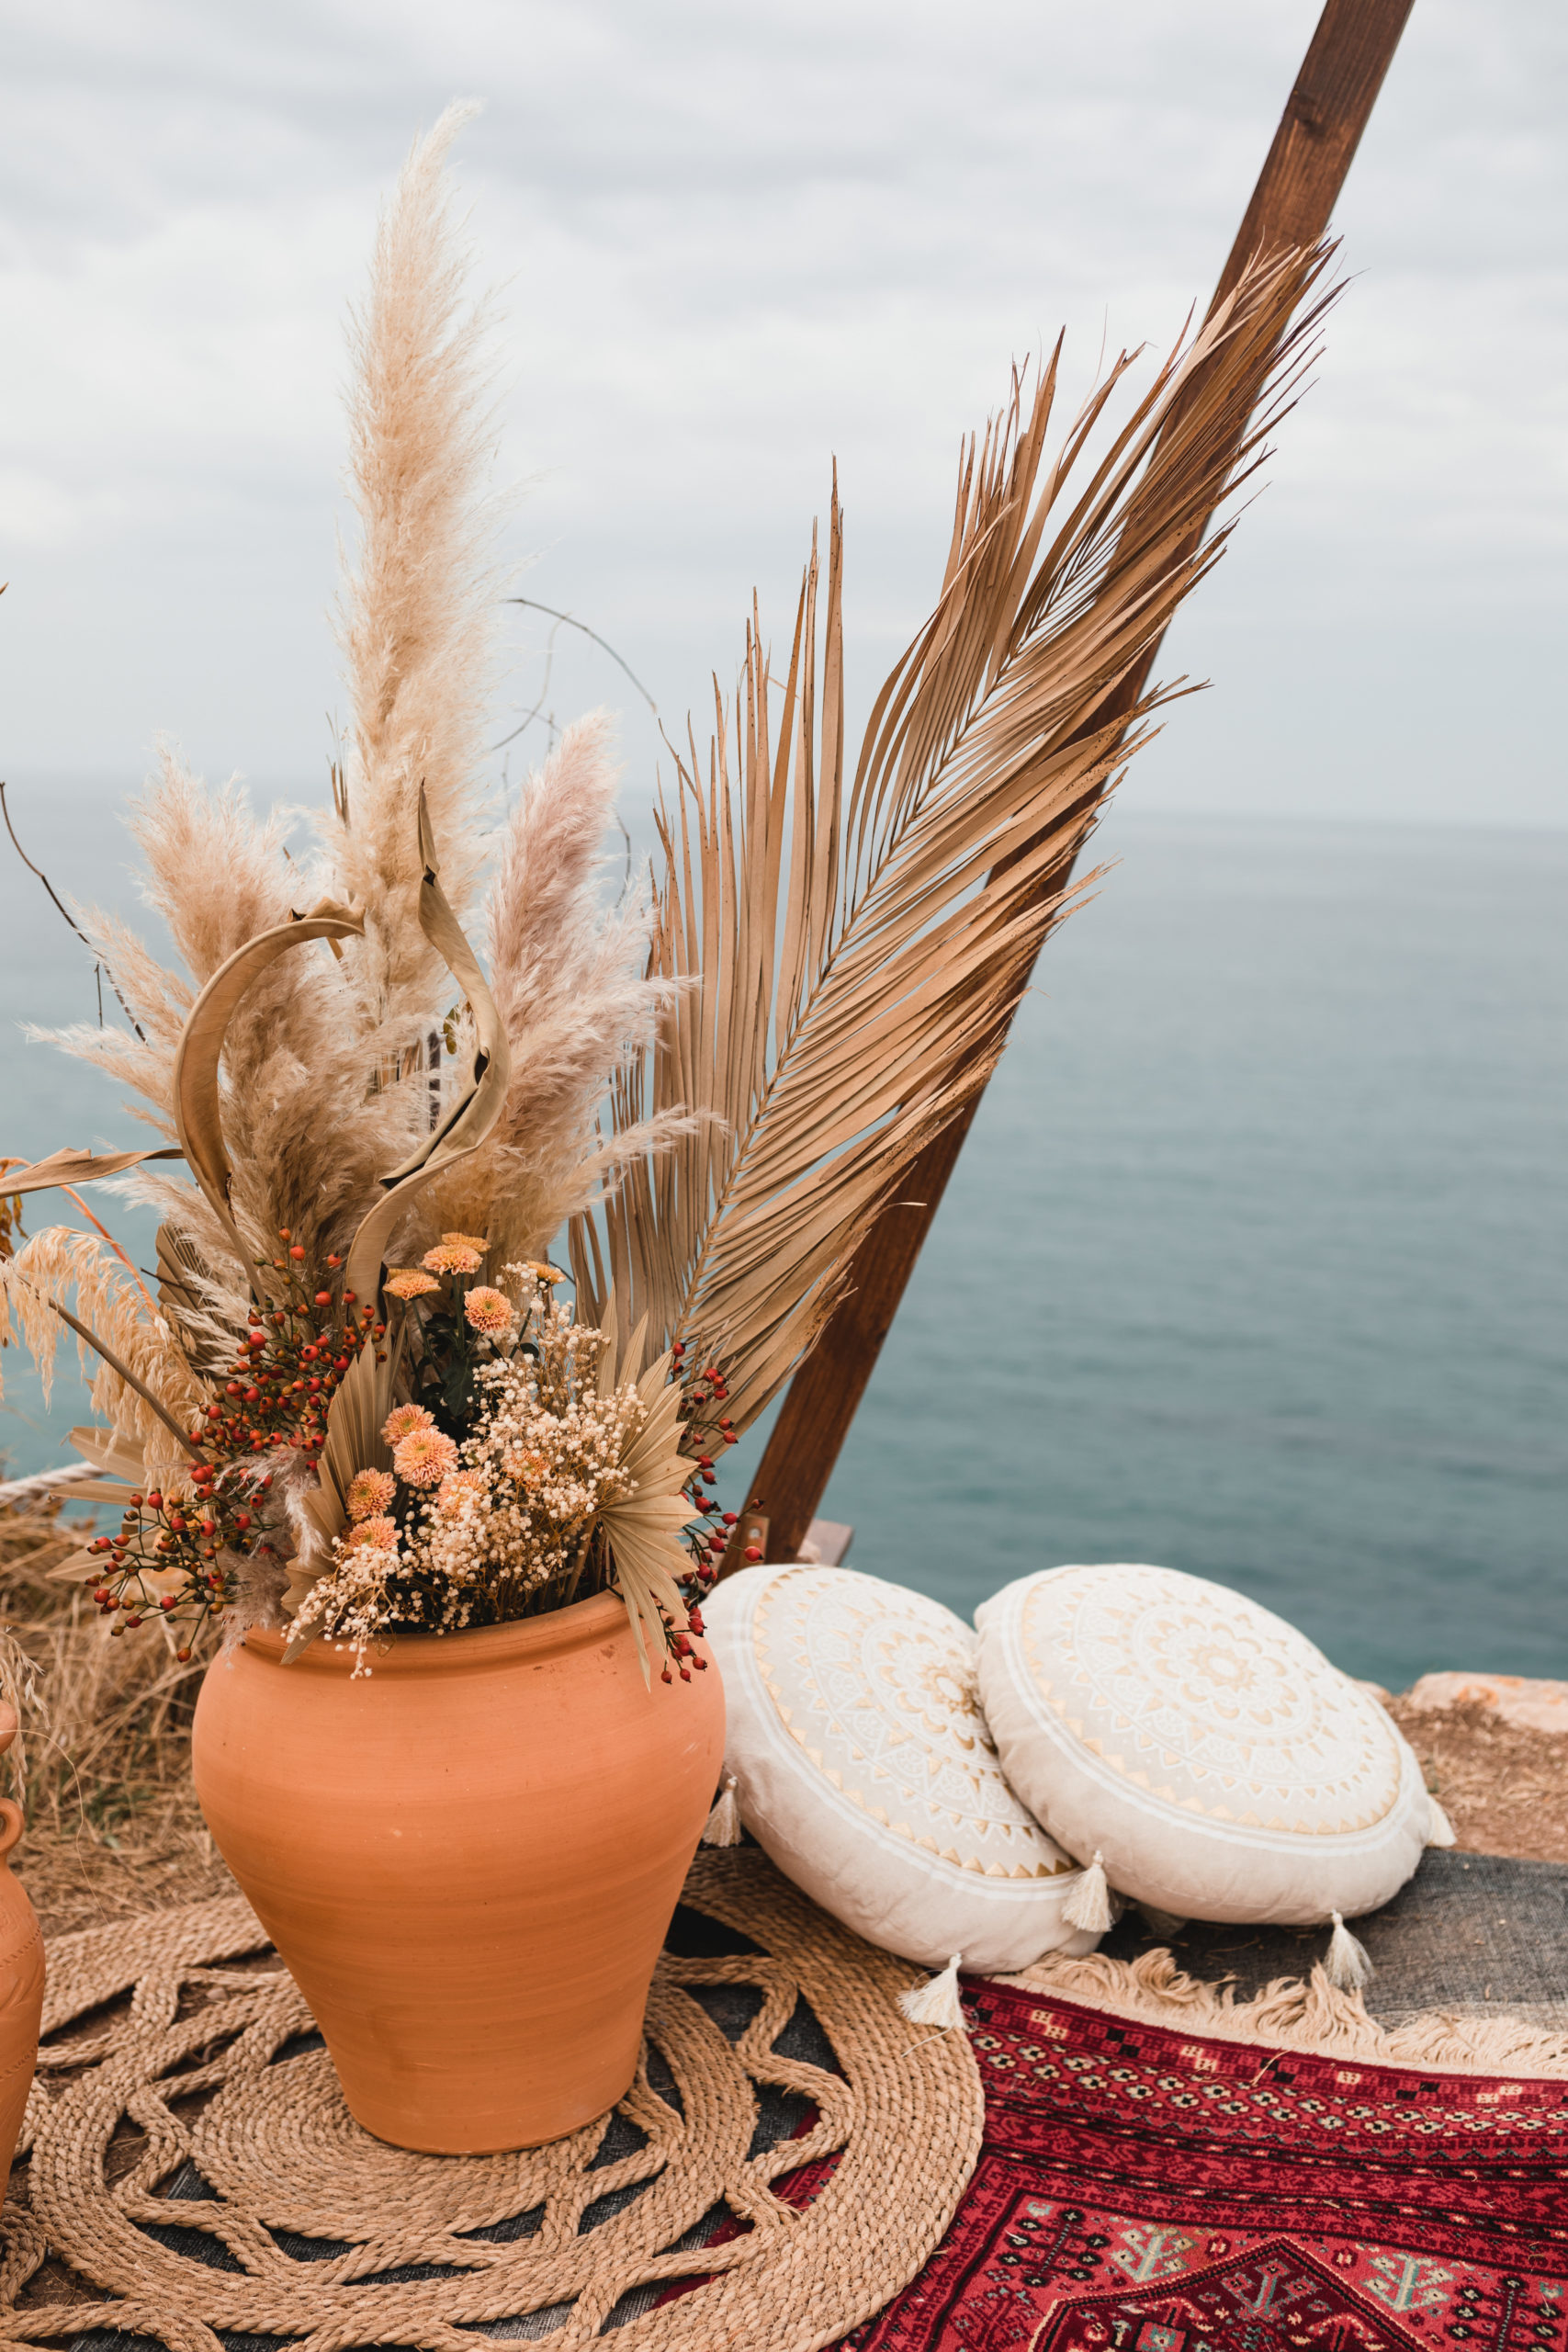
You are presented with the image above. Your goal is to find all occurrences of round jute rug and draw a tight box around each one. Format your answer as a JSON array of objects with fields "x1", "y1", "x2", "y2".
[{"x1": 0, "y1": 1849, "x2": 981, "y2": 2351}]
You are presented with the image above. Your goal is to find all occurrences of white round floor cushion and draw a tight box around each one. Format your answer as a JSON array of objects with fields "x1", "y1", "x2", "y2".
[
  {"x1": 976, "y1": 1563, "x2": 1435, "y2": 1926},
  {"x1": 702, "y1": 1563, "x2": 1102, "y2": 1973}
]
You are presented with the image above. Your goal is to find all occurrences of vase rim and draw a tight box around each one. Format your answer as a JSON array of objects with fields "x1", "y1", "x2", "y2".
[{"x1": 243, "y1": 1585, "x2": 631, "y2": 1677}]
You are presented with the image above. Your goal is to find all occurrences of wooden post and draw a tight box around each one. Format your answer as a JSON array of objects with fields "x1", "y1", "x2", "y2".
[{"x1": 730, "y1": 0, "x2": 1416, "y2": 1569}]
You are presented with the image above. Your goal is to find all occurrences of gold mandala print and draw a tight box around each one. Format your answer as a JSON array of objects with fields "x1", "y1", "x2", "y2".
[{"x1": 756, "y1": 1567, "x2": 1073, "y2": 1878}]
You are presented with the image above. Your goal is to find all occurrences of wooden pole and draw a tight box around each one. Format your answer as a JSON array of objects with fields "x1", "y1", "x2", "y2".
[{"x1": 733, "y1": 0, "x2": 1416, "y2": 1568}]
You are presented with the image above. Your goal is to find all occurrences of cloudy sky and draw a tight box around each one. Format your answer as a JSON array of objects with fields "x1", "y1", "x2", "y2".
[{"x1": 0, "y1": 0, "x2": 1562, "y2": 831}]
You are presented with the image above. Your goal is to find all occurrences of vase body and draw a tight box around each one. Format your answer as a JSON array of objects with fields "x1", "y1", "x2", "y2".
[
  {"x1": 191, "y1": 1592, "x2": 724, "y2": 2153},
  {"x1": 0, "y1": 1781, "x2": 45, "y2": 2210}
]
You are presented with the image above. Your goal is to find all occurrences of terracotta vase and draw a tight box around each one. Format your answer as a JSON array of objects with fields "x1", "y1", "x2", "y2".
[
  {"x1": 0, "y1": 1705, "x2": 45, "y2": 2211},
  {"x1": 191, "y1": 1591, "x2": 724, "y2": 2153}
]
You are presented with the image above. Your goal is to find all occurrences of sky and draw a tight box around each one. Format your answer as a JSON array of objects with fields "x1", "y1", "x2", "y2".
[{"x1": 0, "y1": 0, "x2": 1563, "y2": 832}]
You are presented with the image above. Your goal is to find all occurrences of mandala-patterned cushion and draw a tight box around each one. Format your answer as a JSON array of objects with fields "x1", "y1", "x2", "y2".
[
  {"x1": 976, "y1": 1563, "x2": 1433, "y2": 1925},
  {"x1": 703, "y1": 1564, "x2": 1101, "y2": 1973}
]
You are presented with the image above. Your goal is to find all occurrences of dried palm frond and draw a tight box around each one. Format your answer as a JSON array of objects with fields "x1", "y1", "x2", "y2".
[
  {"x1": 575, "y1": 243, "x2": 1335, "y2": 1432},
  {"x1": 0, "y1": 1146, "x2": 183, "y2": 1198},
  {"x1": 597, "y1": 1347, "x2": 700, "y2": 1682},
  {"x1": 332, "y1": 98, "x2": 503, "y2": 1018}
]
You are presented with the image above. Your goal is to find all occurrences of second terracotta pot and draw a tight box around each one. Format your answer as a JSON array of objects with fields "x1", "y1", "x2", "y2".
[
  {"x1": 191, "y1": 1592, "x2": 724, "y2": 2153},
  {"x1": 0, "y1": 1706, "x2": 44, "y2": 2212}
]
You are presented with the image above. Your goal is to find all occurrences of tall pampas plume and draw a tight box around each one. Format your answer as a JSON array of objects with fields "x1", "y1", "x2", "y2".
[
  {"x1": 423, "y1": 713, "x2": 691, "y2": 1265},
  {"x1": 333, "y1": 99, "x2": 505, "y2": 1019}
]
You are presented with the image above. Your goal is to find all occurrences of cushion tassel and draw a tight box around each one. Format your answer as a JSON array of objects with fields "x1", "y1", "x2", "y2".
[
  {"x1": 1425, "y1": 1793, "x2": 1456, "y2": 1848},
  {"x1": 700, "y1": 1775, "x2": 743, "y2": 1849},
  {"x1": 898, "y1": 1953, "x2": 964, "y2": 2030},
  {"x1": 1325, "y1": 1909, "x2": 1373, "y2": 1992},
  {"x1": 1063, "y1": 1851, "x2": 1113, "y2": 1935}
]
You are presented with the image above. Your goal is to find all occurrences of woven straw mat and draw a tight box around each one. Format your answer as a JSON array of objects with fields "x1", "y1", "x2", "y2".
[{"x1": 0, "y1": 1849, "x2": 981, "y2": 2351}]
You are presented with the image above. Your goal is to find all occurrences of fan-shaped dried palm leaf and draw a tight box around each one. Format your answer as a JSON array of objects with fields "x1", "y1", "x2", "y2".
[
  {"x1": 281, "y1": 1333, "x2": 398, "y2": 1654},
  {"x1": 574, "y1": 243, "x2": 1335, "y2": 1431},
  {"x1": 154, "y1": 1223, "x2": 243, "y2": 1382},
  {"x1": 597, "y1": 1347, "x2": 701, "y2": 1681}
]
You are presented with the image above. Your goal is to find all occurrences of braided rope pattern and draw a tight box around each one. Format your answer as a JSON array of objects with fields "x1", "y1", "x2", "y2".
[{"x1": 0, "y1": 1851, "x2": 981, "y2": 2350}]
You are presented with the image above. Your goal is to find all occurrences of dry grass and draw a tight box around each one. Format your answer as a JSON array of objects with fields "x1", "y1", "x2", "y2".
[
  {"x1": 1388, "y1": 1697, "x2": 1568, "y2": 1868},
  {"x1": 0, "y1": 1494, "x2": 233, "y2": 1939}
]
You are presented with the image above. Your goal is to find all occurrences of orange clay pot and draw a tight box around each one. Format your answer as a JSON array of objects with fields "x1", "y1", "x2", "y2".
[
  {"x1": 190, "y1": 1591, "x2": 724, "y2": 2154},
  {"x1": 0, "y1": 1705, "x2": 45, "y2": 2211}
]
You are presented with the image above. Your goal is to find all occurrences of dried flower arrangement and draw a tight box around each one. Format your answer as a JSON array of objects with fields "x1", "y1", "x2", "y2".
[{"x1": 0, "y1": 107, "x2": 1332, "y2": 1683}]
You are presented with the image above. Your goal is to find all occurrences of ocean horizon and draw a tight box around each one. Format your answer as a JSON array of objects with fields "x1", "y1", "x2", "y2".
[{"x1": 3, "y1": 784, "x2": 1563, "y2": 1693}]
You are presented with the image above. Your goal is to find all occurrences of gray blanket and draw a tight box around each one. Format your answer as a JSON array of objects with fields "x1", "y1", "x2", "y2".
[{"x1": 1099, "y1": 1849, "x2": 1568, "y2": 2026}]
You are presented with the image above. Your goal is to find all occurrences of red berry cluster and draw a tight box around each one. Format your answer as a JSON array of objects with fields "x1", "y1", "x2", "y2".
[
  {"x1": 210, "y1": 1231, "x2": 383, "y2": 1459},
  {"x1": 86, "y1": 1464, "x2": 276, "y2": 1653},
  {"x1": 672, "y1": 1338, "x2": 740, "y2": 1593},
  {"x1": 650, "y1": 1338, "x2": 743, "y2": 1685},
  {"x1": 85, "y1": 1230, "x2": 382, "y2": 1645}
]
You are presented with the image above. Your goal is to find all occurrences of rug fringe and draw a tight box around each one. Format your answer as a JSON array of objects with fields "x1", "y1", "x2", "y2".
[{"x1": 1000, "y1": 1947, "x2": 1568, "y2": 2079}]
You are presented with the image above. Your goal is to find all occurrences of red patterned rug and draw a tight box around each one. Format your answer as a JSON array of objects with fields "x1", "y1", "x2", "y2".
[{"x1": 835, "y1": 1974, "x2": 1568, "y2": 2352}]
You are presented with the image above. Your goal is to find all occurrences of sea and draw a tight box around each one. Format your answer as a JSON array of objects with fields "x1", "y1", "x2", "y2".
[{"x1": 2, "y1": 781, "x2": 1563, "y2": 1693}]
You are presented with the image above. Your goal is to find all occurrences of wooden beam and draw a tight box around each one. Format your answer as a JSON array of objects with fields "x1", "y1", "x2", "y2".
[{"x1": 732, "y1": 0, "x2": 1416, "y2": 1568}]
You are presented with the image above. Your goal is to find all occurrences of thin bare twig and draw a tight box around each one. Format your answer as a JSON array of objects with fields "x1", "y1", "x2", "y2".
[
  {"x1": 493, "y1": 609, "x2": 563, "y2": 755},
  {"x1": 0, "y1": 781, "x2": 147, "y2": 1040},
  {"x1": 497, "y1": 599, "x2": 659, "y2": 738}
]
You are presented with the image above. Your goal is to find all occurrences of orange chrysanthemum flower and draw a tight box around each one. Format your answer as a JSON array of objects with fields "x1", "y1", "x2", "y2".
[
  {"x1": 463, "y1": 1285, "x2": 513, "y2": 1336},
  {"x1": 344, "y1": 1514, "x2": 400, "y2": 1554},
  {"x1": 386, "y1": 1268, "x2": 441, "y2": 1301},
  {"x1": 345, "y1": 1467, "x2": 396, "y2": 1521},
  {"x1": 502, "y1": 1447, "x2": 549, "y2": 1489},
  {"x1": 382, "y1": 1402, "x2": 435, "y2": 1446},
  {"x1": 422, "y1": 1241, "x2": 483, "y2": 1276},
  {"x1": 393, "y1": 1427, "x2": 459, "y2": 1487}
]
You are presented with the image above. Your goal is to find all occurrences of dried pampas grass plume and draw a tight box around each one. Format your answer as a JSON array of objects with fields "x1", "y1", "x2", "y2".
[
  {"x1": 423, "y1": 712, "x2": 691, "y2": 1266},
  {"x1": 333, "y1": 98, "x2": 505, "y2": 1019},
  {"x1": 37, "y1": 742, "x2": 429, "y2": 1280},
  {"x1": 0, "y1": 1228, "x2": 209, "y2": 1487}
]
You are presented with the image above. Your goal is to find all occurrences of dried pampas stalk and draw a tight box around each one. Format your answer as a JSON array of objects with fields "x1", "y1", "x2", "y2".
[
  {"x1": 333, "y1": 98, "x2": 504, "y2": 1021},
  {"x1": 0, "y1": 1228, "x2": 208, "y2": 1486},
  {"x1": 422, "y1": 713, "x2": 690, "y2": 1266},
  {"x1": 576, "y1": 243, "x2": 1337, "y2": 1432},
  {"x1": 33, "y1": 742, "x2": 427, "y2": 1285}
]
